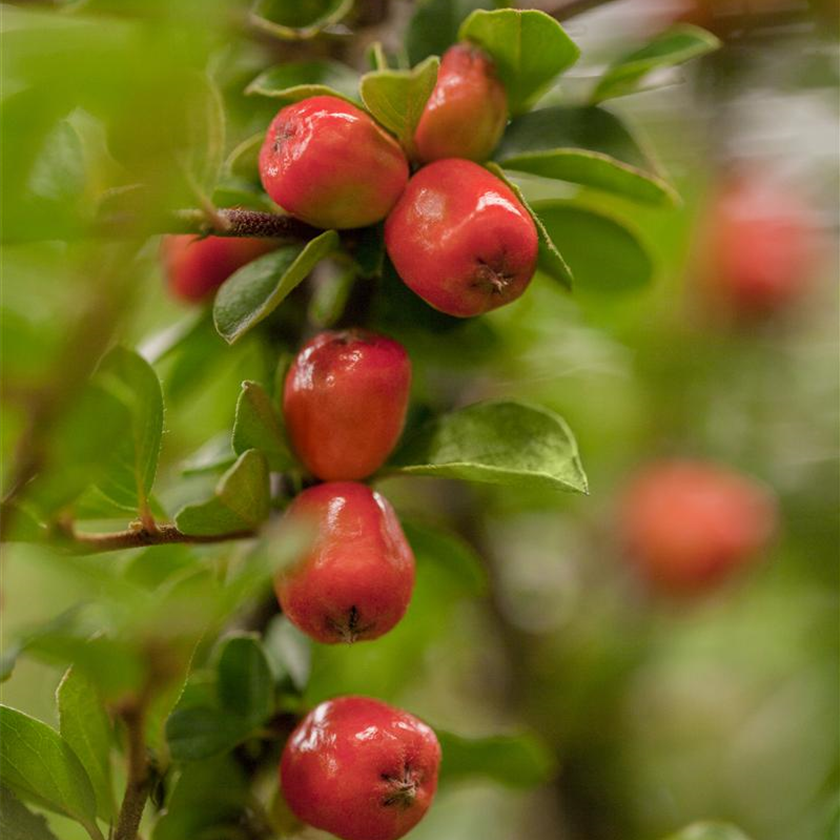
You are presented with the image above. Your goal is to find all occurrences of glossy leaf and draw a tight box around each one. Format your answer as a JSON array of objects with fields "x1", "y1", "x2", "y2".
[
  {"x1": 406, "y1": 0, "x2": 497, "y2": 65},
  {"x1": 216, "y1": 634, "x2": 274, "y2": 725},
  {"x1": 93, "y1": 346, "x2": 164, "y2": 516},
  {"x1": 360, "y1": 57, "x2": 439, "y2": 157},
  {"x1": 664, "y1": 824, "x2": 752, "y2": 840},
  {"x1": 0, "y1": 705, "x2": 99, "y2": 833},
  {"x1": 249, "y1": 0, "x2": 353, "y2": 40},
  {"x1": 486, "y1": 162, "x2": 573, "y2": 288},
  {"x1": 175, "y1": 449, "x2": 270, "y2": 536},
  {"x1": 0, "y1": 786, "x2": 60, "y2": 840},
  {"x1": 246, "y1": 60, "x2": 360, "y2": 103},
  {"x1": 532, "y1": 201, "x2": 655, "y2": 294},
  {"x1": 437, "y1": 730, "x2": 556, "y2": 788},
  {"x1": 592, "y1": 24, "x2": 721, "y2": 103},
  {"x1": 389, "y1": 400, "x2": 588, "y2": 493},
  {"x1": 459, "y1": 9, "x2": 579, "y2": 113},
  {"x1": 165, "y1": 706, "x2": 254, "y2": 763},
  {"x1": 56, "y1": 669, "x2": 115, "y2": 822},
  {"x1": 213, "y1": 231, "x2": 338, "y2": 344},
  {"x1": 231, "y1": 380, "x2": 294, "y2": 471}
]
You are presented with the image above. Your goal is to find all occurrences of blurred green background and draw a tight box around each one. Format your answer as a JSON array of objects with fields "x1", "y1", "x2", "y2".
[{"x1": 1, "y1": 1, "x2": 837, "y2": 839}]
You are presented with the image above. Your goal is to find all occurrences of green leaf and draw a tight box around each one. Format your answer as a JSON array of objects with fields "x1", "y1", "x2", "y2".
[
  {"x1": 531, "y1": 201, "x2": 655, "y2": 295},
  {"x1": 459, "y1": 9, "x2": 579, "y2": 114},
  {"x1": 249, "y1": 0, "x2": 353, "y2": 40},
  {"x1": 663, "y1": 824, "x2": 752, "y2": 840},
  {"x1": 0, "y1": 786, "x2": 60, "y2": 840},
  {"x1": 181, "y1": 433, "x2": 237, "y2": 476},
  {"x1": 263, "y1": 616, "x2": 311, "y2": 691},
  {"x1": 485, "y1": 162, "x2": 573, "y2": 289},
  {"x1": 28, "y1": 119, "x2": 86, "y2": 205},
  {"x1": 231, "y1": 380, "x2": 294, "y2": 472},
  {"x1": 216, "y1": 634, "x2": 274, "y2": 725},
  {"x1": 308, "y1": 264, "x2": 357, "y2": 328},
  {"x1": 0, "y1": 705, "x2": 99, "y2": 833},
  {"x1": 213, "y1": 231, "x2": 338, "y2": 344},
  {"x1": 592, "y1": 24, "x2": 721, "y2": 103},
  {"x1": 57, "y1": 668, "x2": 115, "y2": 822},
  {"x1": 165, "y1": 706, "x2": 254, "y2": 763},
  {"x1": 436, "y1": 730, "x2": 556, "y2": 788},
  {"x1": 406, "y1": 0, "x2": 498, "y2": 65},
  {"x1": 245, "y1": 60, "x2": 360, "y2": 103},
  {"x1": 175, "y1": 450, "x2": 270, "y2": 537},
  {"x1": 93, "y1": 346, "x2": 164, "y2": 516},
  {"x1": 180, "y1": 72, "x2": 226, "y2": 196},
  {"x1": 360, "y1": 57, "x2": 439, "y2": 157},
  {"x1": 389, "y1": 400, "x2": 588, "y2": 494}
]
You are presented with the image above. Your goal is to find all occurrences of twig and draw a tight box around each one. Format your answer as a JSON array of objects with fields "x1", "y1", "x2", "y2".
[
  {"x1": 113, "y1": 693, "x2": 152, "y2": 840},
  {"x1": 61, "y1": 523, "x2": 257, "y2": 555}
]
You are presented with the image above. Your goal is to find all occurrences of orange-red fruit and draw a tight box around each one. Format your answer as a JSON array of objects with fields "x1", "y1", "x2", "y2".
[
  {"x1": 259, "y1": 95, "x2": 409, "y2": 230},
  {"x1": 280, "y1": 696, "x2": 441, "y2": 840},
  {"x1": 161, "y1": 235, "x2": 277, "y2": 303},
  {"x1": 699, "y1": 172, "x2": 818, "y2": 318},
  {"x1": 275, "y1": 482, "x2": 415, "y2": 644},
  {"x1": 414, "y1": 43, "x2": 507, "y2": 163},
  {"x1": 384, "y1": 159, "x2": 539, "y2": 317},
  {"x1": 620, "y1": 460, "x2": 777, "y2": 593},
  {"x1": 283, "y1": 329, "x2": 411, "y2": 481}
]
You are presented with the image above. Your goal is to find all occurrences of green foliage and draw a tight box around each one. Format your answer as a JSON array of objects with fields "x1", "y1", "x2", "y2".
[
  {"x1": 250, "y1": 0, "x2": 354, "y2": 40},
  {"x1": 459, "y1": 9, "x2": 579, "y2": 113},
  {"x1": 592, "y1": 25, "x2": 721, "y2": 103},
  {"x1": 246, "y1": 60, "x2": 361, "y2": 103},
  {"x1": 360, "y1": 57, "x2": 440, "y2": 157},
  {"x1": 0, "y1": 786, "x2": 60, "y2": 840},
  {"x1": 215, "y1": 634, "x2": 274, "y2": 726},
  {"x1": 406, "y1": 0, "x2": 500, "y2": 65},
  {"x1": 213, "y1": 232, "x2": 339, "y2": 344},
  {"x1": 231, "y1": 380, "x2": 295, "y2": 471},
  {"x1": 175, "y1": 449, "x2": 270, "y2": 536},
  {"x1": 663, "y1": 824, "x2": 752, "y2": 840},
  {"x1": 390, "y1": 401, "x2": 588, "y2": 493}
]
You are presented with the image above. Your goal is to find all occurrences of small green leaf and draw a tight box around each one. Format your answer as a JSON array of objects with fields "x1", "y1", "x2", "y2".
[
  {"x1": 263, "y1": 616, "x2": 311, "y2": 691},
  {"x1": 28, "y1": 119, "x2": 86, "y2": 205},
  {"x1": 245, "y1": 60, "x2": 360, "y2": 103},
  {"x1": 308, "y1": 264, "x2": 357, "y2": 328},
  {"x1": 0, "y1": 705, "x2": 99, "y2": 833},
  {"x1": 181, "y1": 71, "x2": 226, "y2": 196},
  {"x1": 93, "y1": 346, "x2": 164, "y2": 517},
  {"x1": 231, "y1": 380, "x2": 294, "y2": 471},
  {"x1": 213, "y1": 231, "x2": 338, "y2": 344},
  {"x1": 664, "y1": 824, "x2": 752, "y2": 840},
  {"x1": 57, "y1": 668, "x2": 115, "y2": 822},
  {"x1": 216, "y1": 634, "x2": 274, "y2": 725},
  {"x1": 485, "y1": 162, "x2": 573, "y2": 289},
  {"x1": 249, "y1": 0, "x2": 353, "y2": 40},
  {"x1": 175, "y1": 450, "x2": 270, "y2": 537},
  {"x1": 592, "y1": 24, "x2": 721, "y2": 103},
  {"x1": 406, "y1": 0, "x2": 497, "y2": 65},
  {"x1": 459, "y1": 9, "x2": 579, "y2": 114},
  {"x1": 436, "y1": 730, "x2": 556, "y2": 788},
  {"x1": 0, "y1": 786, "x2": 60, "y2": 840},
  {"x1": 180, "y1": 433, "x2": 236, "y2": 476},
  {"x1": 389, "y1": 400, "x2": 588, "y2": 494},
  {"x1": 532, "y1": 201, "x2": 655, "y2": 295},
  {"x1": 165, "y1": 707, "x2": 254, "y2": 763},
  {"x1": 360, "y1": 57, "x2": 439, "y2": 157}
]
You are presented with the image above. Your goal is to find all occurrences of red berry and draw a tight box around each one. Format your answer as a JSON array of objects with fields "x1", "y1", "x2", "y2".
[
  {"x1": 161, "y1": 235, "x2": 277, "y2": 303},
  {"x1": 259, "y1": 96, "x2": 409, "y2": 230},
  {"x1": 280, "y1": 696, "x2": 441, "y2": 840},
  {"x1": 619, "y1": 460, "x2": 777, "y2": 593},
  {"x1": 275, "y1": 482, "x2": 415, "y2": 644},
  {"x1": 384, "y1": 159, "x2": 538, "y2": 317},
  {"x1": 414, "y1": 44, "x2": 507, "y2": 164},
  {"x1": 698, "y1": 172, "x2": 818, "y2": 319},
  {"x1": 283, "y1": 329, "x2": 411, "y2": 481}
]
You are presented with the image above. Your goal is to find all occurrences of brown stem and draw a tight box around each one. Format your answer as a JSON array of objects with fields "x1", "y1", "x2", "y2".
[
  {"x1": 57, "y1": 522, "x2": 256, "y2": 555},
  {"x1": 113, "y1": 699, "x2": 151, "y2": 840}
]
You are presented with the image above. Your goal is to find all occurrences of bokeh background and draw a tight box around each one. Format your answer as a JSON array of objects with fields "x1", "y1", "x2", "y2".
[{"x1": 2, "y1": 1, "x2": 838, "y2": 839}]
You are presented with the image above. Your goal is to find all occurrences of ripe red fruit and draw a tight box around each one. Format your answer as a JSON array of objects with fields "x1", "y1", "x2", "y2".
[
  {"x1": 275, "y1": 482, "x2": 415, "y2": 644},
  {"x1": 259, "y1": 96, "x2": 409, "y2": 230},
  {"x1": 384, "y1": 159, "x2": 539, "y2": 317},
  {"x1": 161, "y1": 235, "x2": 276, "y2": 303},
  {"x1": 698, "y1": 172, "x2": 818, "y2": 318},
  {"x1": 280, "y1": 696, "x2": 441, "y2": 840},
  {"x1": 283, "y1": 329, "x2": 411, "y2": 481},
  {"x1": 619, "y1": 460, "x2": 777, "y2": 593},
  {"x1": 414, "y1": 43, "x2": 507, "y2": 164}
]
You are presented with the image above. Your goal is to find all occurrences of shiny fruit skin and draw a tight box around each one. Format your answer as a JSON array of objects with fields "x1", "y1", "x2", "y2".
[
  {"x1": 384, "y1": 159, "x2": 539, "y2": 317},
  {"x1": 259, "y1": 95, "x2": 409, "y2": 230},
  {"x1": 161, "y1": 235, "x2": 277, "y2": 303},
  {"x1": 280, "y1": 696, "x2": 441, "y2": 840},
  {"x1": 283, "y1": 329, "x2": 411, "y2": 481},
  {"x1": 620, "y1": 460, "x2": 777, "y2": 593},
  {"x1": 699, "y1": 173, "x2": 817, "y2": 318},
  {"x1": 275, "y1": 483, "x2": 415, "y2": 644},
  {"x1": 414, "y1": 44, "x2": 507, "y2": 164}
]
